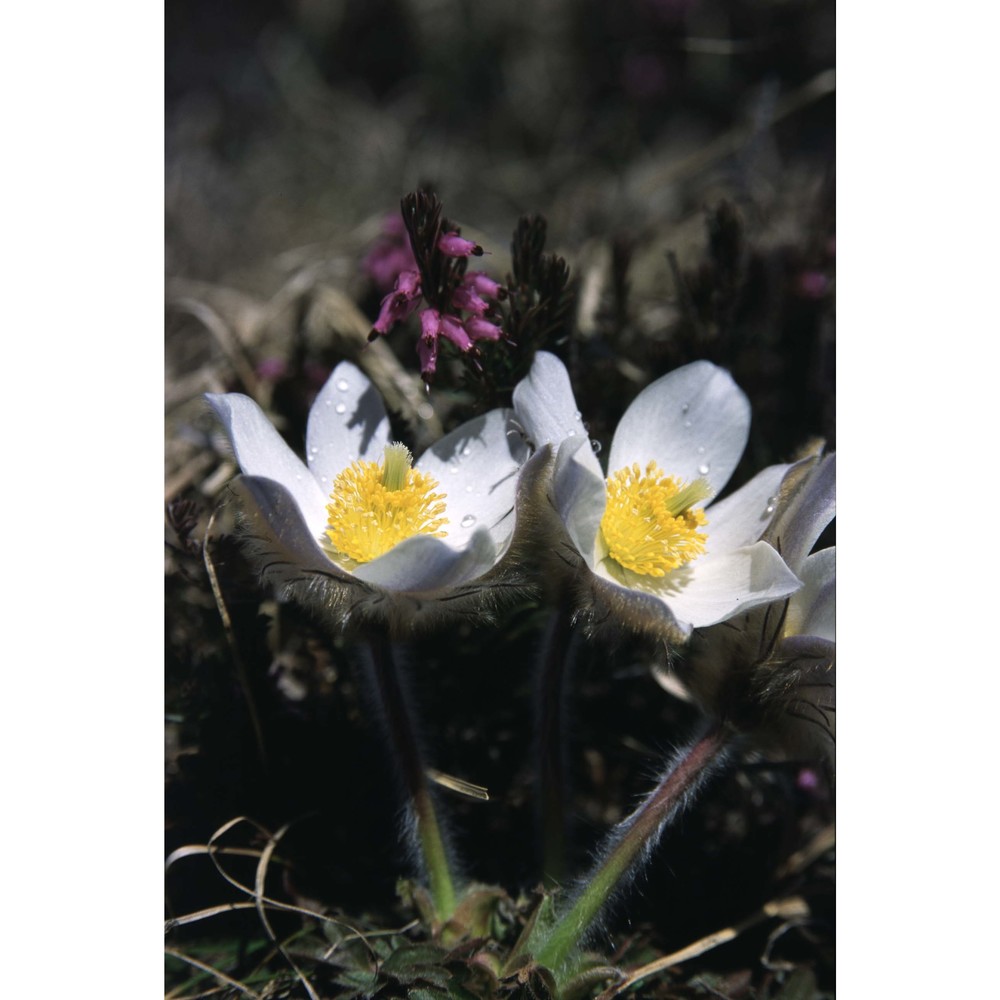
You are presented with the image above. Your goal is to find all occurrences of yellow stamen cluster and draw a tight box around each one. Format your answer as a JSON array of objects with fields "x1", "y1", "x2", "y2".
[
  {"x1": 325, "y1": 443, "x2": 448, "y2": 565},
  {"x1": 599, "y1": 461, "x2": 711, "y2": 577}
]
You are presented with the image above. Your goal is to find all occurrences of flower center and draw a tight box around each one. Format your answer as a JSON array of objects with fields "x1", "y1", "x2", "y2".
[
  {"x1": 324, "y1": 443, "x2": 448, "y2": 564},
  {"x1": 598, "y1": 461, "x2": 712, "y2": 577}
]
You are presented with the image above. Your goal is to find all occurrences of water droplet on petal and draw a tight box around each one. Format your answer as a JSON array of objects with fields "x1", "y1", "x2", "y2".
[
  {"x1": 765, "y1": 504, "x2": 775, "y2": 515},
  {"x1": 573, "y1": 410, "x2": 582, "y2": 421},
  {"x1": 334, "y1": 402, "x2": 347, "y2": 414},
  {"x1": 336, "y1": 378, "x2": 350, "y2": 391},
  {"x1": 417, "y1": 402, "x2": 434, "y2": 420},
  {"x1": 448, "y1": 464, "x2": 460, "y2": 474},
  {"x1": 698, "y1": 462, "x2": 710, "y2": 475},
  {"x1": 325, "y1": 398, "x2": 333, "y2": 406},
  {"x1": 683, "y1": 420, "x2": 692, "y2": 429},
  {"x1": 460, "y1": 514, "x2": 477, "y2": 528},
  {"x1": 465, "y1": 484, "x2": 474, "y2": 493},
  {"x1": 461, "y1": 445, "x2": 472, "y2": 456},
  {"x1": 681, "y1": 403, "x2": 690, "y2": 414},
  {"x1": 591, "y1": 439, "x2": 602, "y2": 454},
  {"x1": 567, "y1": 429, "x2": 577, "y2": 437}
]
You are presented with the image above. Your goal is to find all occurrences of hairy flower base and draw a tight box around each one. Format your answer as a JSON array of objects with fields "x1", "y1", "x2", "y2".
[
  {"x1": 325, "y1": 450, "x2": 448, "y2": 564},
  {"x1": 599, "y1": 462, "x2": 710, "y2": 577}
]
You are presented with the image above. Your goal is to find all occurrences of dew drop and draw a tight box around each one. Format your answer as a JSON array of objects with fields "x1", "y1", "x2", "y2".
[
  {"x1": 417, "y1": 402, "x2": 434, "y2": 420},
  {"x1": 334, "y1": 402, "x2": 347, "y2": 414},
  {"x1": 460, "y1": 514, "x2": 477, "y2": 528},
  {"x1": 448, "y1": 464, "x2": 460, "y2": 474},
  {"x1": 683, "y1": 420, "x2": 692, "y2": 429},
  {"x1": 591, "y1": 439, "x2": 602, "y2": 454},
  {"x1": 325, "y1": 398, "x2": 333, "y2": 407},
  {"x1": 567, "y1": 429, "x2": 577, "y2": 437},
  {"x1": 465, "y1": 484, "x2": 474, "y2": 493},
  {"x1": 764, "y1": 495, "x2": 778, "y2": 515},
  {"x1": 461, "y1": 445, "x2": 472, "y2": 456},
  {"x1": 681, "y1": 403, "x2": 690, "y2": 415},
  {"x1": 573, "y1": 410, "x2": 582, "y2": 421},
  {"x1": 698, "y1": 462, "x2": 710, "y2": 475},
  {"x1": 336, "y1": 378, "x2": 350, "y2": 391}
]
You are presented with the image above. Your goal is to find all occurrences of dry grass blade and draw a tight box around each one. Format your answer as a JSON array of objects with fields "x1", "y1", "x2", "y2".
[
  {"x1": 164, "y1": 947, "x2": 263, "y2": 1000},
  {"x1": 165, "y1": 901, "x2": 259, "y2": 932},
  {"x1": 775, "y1": 824, "x2": 835, "y2": 879},
  {"x1": 595, "y1": 897, "x2": 810, "y2": 999},
  {"x1": 253, "y1": 821, "x2": 322, "y2": 1000},
  {"x1": 320, "y1": 918, "x2": 421, "y2": 961},
  {"x1": 427, "y1": 768, "x2": 490, "y2": 801},
  {"x1": 169, "y1": 297, "x2": 264, "y2": 403}
]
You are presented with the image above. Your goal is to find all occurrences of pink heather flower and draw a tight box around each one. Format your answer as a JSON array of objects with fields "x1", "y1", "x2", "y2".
[
  {"x1": 418, "y1": 309, "x2": 442, "y2": 376},
  {"x1": 363, "y1": 213, "x2": 418, "y2": 292},
  {"x1": 464, "y1": 316, "x2": 503, "y2": 342},
  {"x1": 396, "y1": 269, "x2": 421, "y2": 298},
  {"x1": 452, "y1": 285, "x2": 490, "y2": 315},
  {"x1": 438, "y1": 313, "x2": 473, "y2": 351},
  {"x1": 438, "y1": 231, "x2": 484, "y2": 257},
  {"x1": 418, "y1": 333, "x2": 439, "y2": 377},
  {"x1": 370, "y1": 269, "x2": 423, "y2": 336},
  {"x1": 462, "y1": 271, "x2": 504, "y2": 300}
]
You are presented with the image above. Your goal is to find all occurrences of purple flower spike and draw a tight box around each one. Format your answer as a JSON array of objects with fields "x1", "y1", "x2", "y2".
[
  {"x1": 438, "y1": 231, "x2": 484, "y2": 257},
  {"x1": 464, "y1": 316, "x2": 503, "y2": 342},
  {"x1": 439, "y1": 313, "x2": 474, "y2": 351}
]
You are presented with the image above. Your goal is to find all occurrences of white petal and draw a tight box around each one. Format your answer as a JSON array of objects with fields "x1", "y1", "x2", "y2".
[
  {"x1": 353, "y1": 528, "x2": 497, "y2": 591},
  {"x1": 416, "y1": 409, "x2": 529, "y2": 550},
  {"x1": 607, "y1": 362, "x2": 750, "y2": 496},
  {"x1": 306, "y1": 361, "x2": 390, "y2": 490},
  {"x1": 511, "y1": 351, "x2": 589, "y2": 448},
  {"x1": 704, "y1": 464, "x2": 792, "y2": 556},
  {"x1": 553, "y1": 436, "x2": 606, "y2": 566},
  {"x1": 775, "y1": 453, "x2": 836, "y2": 571},
  {"x1": 206, "y1": 392, "x2": 328, "y2": 536},
  {"x1": 662, "y1": 541, "x2": 802, "y2": 629},
  {"x1": 237, "y1": 475, "x2": 354, "y2": 581},
  {"x1": 786, "y1": 547, "x2": 835, "y2": 641}
]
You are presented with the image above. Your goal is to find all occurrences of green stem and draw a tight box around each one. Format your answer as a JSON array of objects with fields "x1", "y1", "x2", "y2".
[
  {"x1": 366, "y1": 635, "x2": 458, "y2": 922},
  {"x1": 531, "y1": 723, "x2": 734, "y2": 976},
  {"x1": 537, "y1": 603, "x2": 577, "y2": 887}
]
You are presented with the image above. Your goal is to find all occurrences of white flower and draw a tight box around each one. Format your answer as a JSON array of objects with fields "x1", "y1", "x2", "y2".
[
  {"x1": 669, "y1": 449, "x2": 836, "y2": 764},
  {"x1": 511, "y1": 352, "x2": 802, "y2": 640},
  {"x1": 206, "y1": 361, "x2": 536, "y2": 628}
]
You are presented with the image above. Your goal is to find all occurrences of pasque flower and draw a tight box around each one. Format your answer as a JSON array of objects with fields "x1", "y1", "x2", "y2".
[
  {"x1": 206, "y1": 361, "x2": 538, "y2": 629},
  {"x1": 665, "y1": 449, "x2": 836, "y2": 765},
  {"x1": 512, "y1": 352, "x2": 801, "y2": 641}
]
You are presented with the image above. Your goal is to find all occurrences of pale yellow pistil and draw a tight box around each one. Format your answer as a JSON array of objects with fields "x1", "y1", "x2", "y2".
[
  {"x1": 325, "y1": 443, "x2": 448, "y2": 565},
  {"x1": 599, "y1": 461, "x2": 712, "y2": 577}
]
